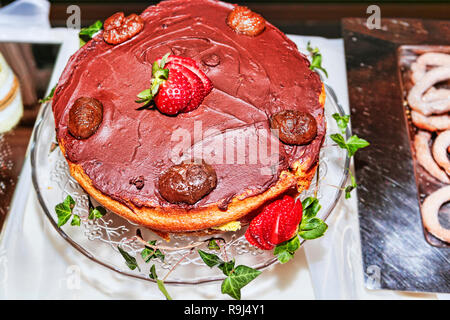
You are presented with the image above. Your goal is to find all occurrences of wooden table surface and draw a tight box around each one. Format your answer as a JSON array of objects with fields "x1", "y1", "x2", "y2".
[{"x1": 0, "y1": 2, "x2": 449, "y2": 232}]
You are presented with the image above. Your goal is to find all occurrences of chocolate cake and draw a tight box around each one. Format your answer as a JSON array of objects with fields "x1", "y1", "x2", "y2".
[{"x1": 52, "y1": 0, "x2": 326, "y2": 232}]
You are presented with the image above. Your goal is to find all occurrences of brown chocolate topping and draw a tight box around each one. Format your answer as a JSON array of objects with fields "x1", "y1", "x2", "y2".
[
  {"x1": 130, "y1": 176, "x2": 145, "y2": 190},
  {"x1": 158, "y1": 160, "x2": 217, "y2": 204},
  {"x1": 52, "y1": 0, "x2": 324, "y2": 210},
  {"x1": 270, "y1": 110, "x2": 318, "y2": 145}
]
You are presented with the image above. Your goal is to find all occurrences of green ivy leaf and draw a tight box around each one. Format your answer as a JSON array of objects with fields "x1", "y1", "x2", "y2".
[
  {"x1": 149, "y1": 264, "x2": 172, "y2": 300},
  {"x1": 141, "y1": 240, "x2": 165, "y2": 263},
  {"x1": 330, "y1": 133, "x2": 370, "y2": 157},
  {"x1": 71, "y1": 214, "x2": 81, "y2": 226},
  {"x1": 345, "y1": 135, "x2": 370, "y2": 157},
  {"x1": 208, "y1": 239, "x2": 221, "y2": 251},
  {"x1": 117, "y1": 246, "x2": 140, "y2": 271},
  {"x1": 330, "y1": 133, "x2": 347, "y2": 149},
  {"x1": 307, "y1": 41, "x2": 328, "y2": 78},
  {"x1": 332, "y1": 113, "x2": 350, "y2": 135},
  {"x1": 157, "y1": 279, "x2": 172, "y2": 300},
  {"x1": 88, "y1": 206, "x2": 107, "y2": 219},
  {"x1": 198, "y1": 250, "x2": 224, "y2": 268},
  {"x1": 55, "y1": 195, "x2": 75, "y2": 227},
  {"x1": 38, "y1": 86, "x2": 56, "y2": 104},
  {"x1": 345, "y1": 170, "x2": 358, "y2": 199},
  {"x1": 221, "y1": 265, "x2": 261, "y2": 300},
  {"x1": 218, "y1": 259, "x2": 235, "y2": 276},
  {"x1": 79, "y1": 20, "x2": 103, "y2": 47}
]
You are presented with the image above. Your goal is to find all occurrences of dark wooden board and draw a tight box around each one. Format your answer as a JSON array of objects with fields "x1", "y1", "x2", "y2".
[{"x1": 343, "y1": 18, "x2": 450, "y2": 293}]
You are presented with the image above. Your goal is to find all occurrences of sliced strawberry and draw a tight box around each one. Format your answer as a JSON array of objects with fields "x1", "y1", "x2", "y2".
[
  {"x1": 268, "y1": 197, "x2": 302, "y2": 246},
  {"x1": 153, "y1": 69, "x2": 192, "y2": 115},
  {"x1": 166, "y1": 62, "x2": 205, "y2": 112},
  {"x1": 136, "y1": 53, "x2": 211, "y2": 115},
  {"x1": 245, "y1": 195, "x2": 303, "y2": 250},
  {"x1": 166, "y1": 56, "x2": 213, "y2": 95},
  {"x1": 246, "y1": 211, "x2": 275, "y2": 250}
]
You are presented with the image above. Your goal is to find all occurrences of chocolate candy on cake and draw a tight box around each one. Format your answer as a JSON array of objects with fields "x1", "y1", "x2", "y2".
[
  {"x1": 68, "y1": 97, "x2": 103, "y2": 139},
  {"x1": 227, "y1": 6, "x2": 265, "y2": 36},
  {"x1": 103, "y1": 12, "x2": 144, "y2": 45},
  {"x1": 270, "y1": 110, "x2": 318, "y2": 145},
  {"x1": 158, "y1": 161, "x2": 217, "y2": 205}
]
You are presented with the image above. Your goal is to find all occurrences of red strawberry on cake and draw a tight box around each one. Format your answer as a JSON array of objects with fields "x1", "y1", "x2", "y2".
[
  {"x1": 136, "y1": 53, "x2": 212, "y2": 115},
  {"x1": 245, "y1": 195, "x2": 303, "y2": 250}
]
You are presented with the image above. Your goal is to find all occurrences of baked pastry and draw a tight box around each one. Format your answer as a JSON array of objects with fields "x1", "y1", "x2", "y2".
[
  {"x1": 0, "y1": 53, "x2": 23, "y2": 133},
  {"x1": 52, "y1": 0, "x2": 326, "y2": 233}
]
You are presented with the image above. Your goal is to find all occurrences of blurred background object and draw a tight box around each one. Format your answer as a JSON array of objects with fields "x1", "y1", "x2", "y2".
[
  {"x1": 0, "y1": 42, "x2": 59, "y2": 230},
  {"x1": 0, "y1": 53, "x2": 23, "y2": 134},
  {"x1": 3, "y1": 0, "x2": 445, "y2": 38},
  {"x1": 0, "y1": 0, "x2": 50, "y2": 28}
]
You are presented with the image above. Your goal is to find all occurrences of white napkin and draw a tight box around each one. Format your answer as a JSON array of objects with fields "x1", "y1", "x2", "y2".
[{"x1": 0, "y1": 30, "x2": 441, "y2": 299}]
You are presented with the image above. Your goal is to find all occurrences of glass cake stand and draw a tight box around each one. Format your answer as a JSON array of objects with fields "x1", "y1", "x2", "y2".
[{"x1": 30, "y1": 84, "x2": 350, "y2": 285}]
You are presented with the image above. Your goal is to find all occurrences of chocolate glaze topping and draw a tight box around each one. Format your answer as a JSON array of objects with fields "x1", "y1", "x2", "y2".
[{"x1": 52, "y1": 0, "x2": 325, "y2": 209}]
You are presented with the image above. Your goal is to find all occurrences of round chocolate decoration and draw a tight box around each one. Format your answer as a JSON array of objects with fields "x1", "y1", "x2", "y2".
[
  {"x1": 158, "y1": 160, "x2": 217, "y2": 205},
  {"x1": 68, "y1": 97, "x2": 103, "y2": 139},
  {"x1": 270, "y1": 110, "x2": 317, "y2": 145}
]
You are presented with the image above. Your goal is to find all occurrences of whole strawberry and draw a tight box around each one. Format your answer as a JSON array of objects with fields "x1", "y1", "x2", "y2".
[{"x1": 245, "y1": 195, "x2": 303, "y2": 250}]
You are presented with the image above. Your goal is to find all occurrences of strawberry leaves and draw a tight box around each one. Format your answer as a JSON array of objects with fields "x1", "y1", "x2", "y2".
[
  {"x1": 299, "y1": 197, "x2": 327, "y2": 239},
  {"x1": 136, "y1": 52, "x2": 170, "y2": 105},
  {"x1": 273, "y1": 197, "x2": 327, "y2": 264},
  {"x1": 198, "y1": 250, "x2": 261, "y2": 300},
  {"x1": 273, "y1": 236, "x2": 300, "y2": 264}
]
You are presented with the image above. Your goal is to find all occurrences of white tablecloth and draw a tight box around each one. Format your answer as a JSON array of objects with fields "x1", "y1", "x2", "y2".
[{"x1": 0, "y1": 29, "x2": 444, "y2": 300}]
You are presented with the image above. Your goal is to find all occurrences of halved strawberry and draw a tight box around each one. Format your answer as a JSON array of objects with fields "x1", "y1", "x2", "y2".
[
  {"x1": 166, "y1": 62, "x2": 205, "y2": 112},
  {"x1": 246, "y1": 211, "x2": 275, "y2": 250},
  {"x1": 166, "y1": 56, "x2": 213, "y2": 95},
  {"x1": 245, "y1": 196, "x2": 303, "y2": 250},
  {"x1": 268, "y1": 197, "x2": 302, "y2": 246}
]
